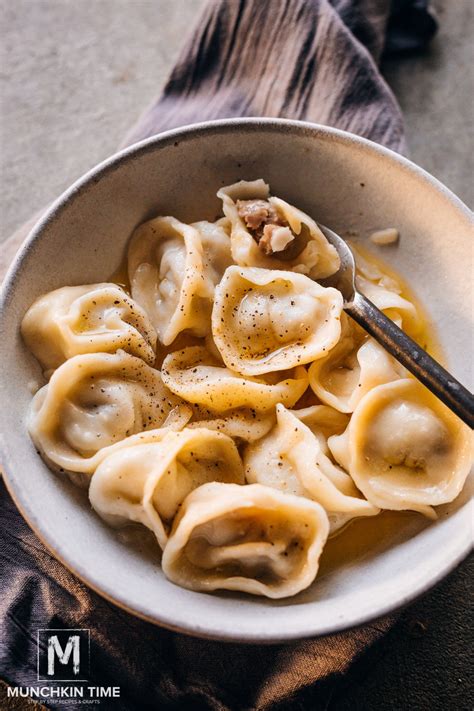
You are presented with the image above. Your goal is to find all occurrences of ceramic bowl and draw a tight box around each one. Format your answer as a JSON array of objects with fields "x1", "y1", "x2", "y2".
[{"x1": 0, "y1": 119, "x2": 472, "y2": 642}]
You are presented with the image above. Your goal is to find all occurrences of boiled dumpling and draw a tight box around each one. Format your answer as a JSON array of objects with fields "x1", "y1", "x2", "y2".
[
  {"x1": 192, "y1": 219, "x2": 233, "y2": 284},
  {"x1": 357, "y1": 277, "x2": 421, "y2": 337},
  {"x1": 162, "y1": 482, "x2": 329, "y2": 598},
  {"x1": 288, "y1": 403, "x2": 353, "y2": 521},
  {"x1": 339, "y1": 378, "x2": 472, "y2": 515},
  {"x1": 188, "y1": 405, "x2": 275, "y2": 443},
  {"x1": 287, "y1": 403, "x2": 350, "y2": 440},
  {"x1": 218, "y1": 180, "x2": 340, "y2": 278},
  {"x1": 161, "y1": 345, "x2": 309, "y2": 410},
  {"x1": 29, "y1": 350, "x2": 188, "y2": 475},
  {"x1": 212, "y1": 266, "x2": 343, "y2": 375},
  {"x1": 288, "y1": 404, "x2": 376, "y2": 533},
  {"x1": 128, "y1": 216, "x2": 231, "y2": 345},
  {"x1": 21, "y1": 283, "x2": 157, "y2": 371},
  {"x1": 308, "y1": 314, "x2": 403, "y2": 413},
  {"x1": 353, "y1": 246, "x2": 422, "y2": 337},
  {"x1": 89, "y1": 428, "x2": 245, "y2": 548},
  {"x1": 244, "y1": 404, "x2": 379, "y2": 534}
]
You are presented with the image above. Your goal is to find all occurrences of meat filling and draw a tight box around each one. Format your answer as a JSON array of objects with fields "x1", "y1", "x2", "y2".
[{"x1": 236, "y1": 199, "x2": 296, "y2": 256}]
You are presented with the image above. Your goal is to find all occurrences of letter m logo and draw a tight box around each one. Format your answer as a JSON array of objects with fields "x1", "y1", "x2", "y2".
[
  {"x1": 37, "y1": 629, "x2": 90, "y2": 681},
  {"x1": 47, "y1": 635, "x2": 80, "y2": 675}
]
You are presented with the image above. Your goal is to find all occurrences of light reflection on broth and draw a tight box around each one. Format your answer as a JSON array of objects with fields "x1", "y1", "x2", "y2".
[{"x1": 319, "y1": 509, "x2": 424, "y2": 576}]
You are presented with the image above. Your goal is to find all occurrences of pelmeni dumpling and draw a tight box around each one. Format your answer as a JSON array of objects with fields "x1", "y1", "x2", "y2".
[
  {"x1": 128, "y1": 216, "x2": 231, "y2": 345},
  {"x1": 217, "y1": 180, "x2": 340, "y2": 278},
  {"x1": 357, "y1": 276, "x2": 421, "y2": 337},
  {"x1": 212, "y1": 266, "x2": 343, "y2": 375},
  {"x1": 188, "y1": 405, "x2": 275, "y2": 443},
  {"x1": 287, "y1": 405, "x2": 376, "y2": 533},
  {"x1": 244, "y1": 405, "x2": 379, "y2": 534},
  {"x1": 162, "y1": 482, "x2": 329, "y2": 598},
  {"x1": 161, "y1": 345, "x2": 309, "y2": 411},
  {"x1": 308, "y1": 314, "x2": 403, "y2": 413},
  {"x1": 290, "y1": 405, "x2": 360, "y2": 536},
  {"x1": 29, "y1": 350, "x2": 187, "y2": 475},
  {"x1": 352, "y1": 246, "x2": 422, "y2": 337},
  {"x1": 290, "y1": 405, "x2": 351, "y2": 534},
  {"x1": 288, "y1": 404, "x2": 350, "y2": 441},
  {"x1": 338, "y1": 378, "x2": 473, "y2": 515},
  {"x1": 21, "y1": 283, "x2": 157, "y2": 370},
  {"x1": 192, "y1": 219, "x2": 233, "y2": 282},
  {"x1": 90, "y1": 429, "x2": 245, "y2": 549}
]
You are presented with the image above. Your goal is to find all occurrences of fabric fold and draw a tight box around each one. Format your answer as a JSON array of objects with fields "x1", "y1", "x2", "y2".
[{"x1": 123, "y1": 0, "x2": 406, "y2": 151}]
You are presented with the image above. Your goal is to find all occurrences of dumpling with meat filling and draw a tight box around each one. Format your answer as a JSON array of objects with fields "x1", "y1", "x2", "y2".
[
  {"x1": 161, "y1": 345, "x2": 308, "y2": 410},
  {"x1": 162, "y1": 482, "x2": 329, "y2": 598},
  {"x1": 244, "y1": 404, "x2": 379, "y2": 535},
  {"x1": 89, "y1": 429, "x2": 245, "y2": 549},
  {"x1": 212, "y1": 266, "x2": 343, "y2": 375},
  {"x1": 218, "y1": 179, "x2": 340, "y2": 278},
  {"x1": 332, "y1": 378, "x2": 472, "y2": 516},
  {"x1": 21, "y1": 283, "x2": 157, "y2": 371},
  {"x1": 128, "y1": 216, "x2": 231, "y2": 345},
  {"x1": 28, "y1": 350, "x2": 188, "y2": 476}
]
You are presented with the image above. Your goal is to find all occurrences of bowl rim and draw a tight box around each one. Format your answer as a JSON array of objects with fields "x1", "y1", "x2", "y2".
[{"x1": 0, "y1": 117, "x2": 472, "y2": 643}]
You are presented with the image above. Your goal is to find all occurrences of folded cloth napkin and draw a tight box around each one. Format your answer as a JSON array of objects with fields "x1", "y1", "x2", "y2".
[{"x1": 0, "y1": 1, "x2": 437, "y2": 709}]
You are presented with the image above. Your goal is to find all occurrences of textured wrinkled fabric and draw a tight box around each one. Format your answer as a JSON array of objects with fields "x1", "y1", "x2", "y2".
[
  {"x1": 123, "y1": 0, "x2": 407, "y2": 149},
  {"x1": 1, "y1": 1, "x2": 437, "y2": 709}
]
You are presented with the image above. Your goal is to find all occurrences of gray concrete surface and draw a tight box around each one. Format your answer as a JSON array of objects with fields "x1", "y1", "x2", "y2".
[
  {"x1": 1, "y1": 1, "x2": 473, "y2": 708},
  {"x1": 1, "y1": 0, "x2": 206, "y2": 241},
  {"x1": 1, "y1": 0, "x2": 473, "y2": 243},
  {"x1": 383, "y1": 0, "x2": 474, "y2": 207}
]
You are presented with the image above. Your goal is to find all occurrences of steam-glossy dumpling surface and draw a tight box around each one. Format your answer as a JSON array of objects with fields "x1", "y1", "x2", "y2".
[
  {"x1": 353, "y1": 246, "x2": 422, "y2": 337},
  {"x1": 188, "y1": 405, "x2": 275, "y2": 443},
  {"x1": 90, "y1": 429, "x2": 244, "y2": 548},
  {"x1": 21, "y1": 283, "x2": 157, "y2": 370},
  {"x1": 162, "y1": 482, "x2": 329, "y2": 598},
  {"x1": 245, "y1": 404, "x2": 379, "y2": 534},
  {"x1": 161, "y1": 345, "x2": 308, "y2": 410},
  {"x1": 212, "y1": 266, "x2": 343, "y2": 375},
  {"x1": 344, "y1": 378, "x2": 472, "y2": 514},
  {"x1": 128, "y1": 216, "x2": 231, "y2": 345},
  {"x1": 309, "y1": 314, "x2": 403, "y2": 413},
  {"x1": 29, "y1": 350, "x2": 186, "y2": 474}
]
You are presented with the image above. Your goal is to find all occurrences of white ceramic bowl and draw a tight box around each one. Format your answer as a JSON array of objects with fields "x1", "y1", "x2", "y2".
[{"x1": 0, "y1": 119, "x2": 472, "y2": 642}]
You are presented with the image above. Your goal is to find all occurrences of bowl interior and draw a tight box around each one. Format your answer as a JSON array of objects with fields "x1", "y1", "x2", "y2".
[{"x1": 0, "y1": 120, "x2": 472, "y2": 642}]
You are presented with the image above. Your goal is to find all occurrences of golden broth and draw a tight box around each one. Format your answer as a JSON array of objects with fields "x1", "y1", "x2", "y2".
[{"x1": 351, "y1": 241, "x2": 444, "y2": 362}]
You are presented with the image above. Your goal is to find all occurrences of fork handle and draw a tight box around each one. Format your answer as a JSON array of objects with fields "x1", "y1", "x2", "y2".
[{"x1": 346, "y1": 291, "x2": 474, "y2": 429}]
